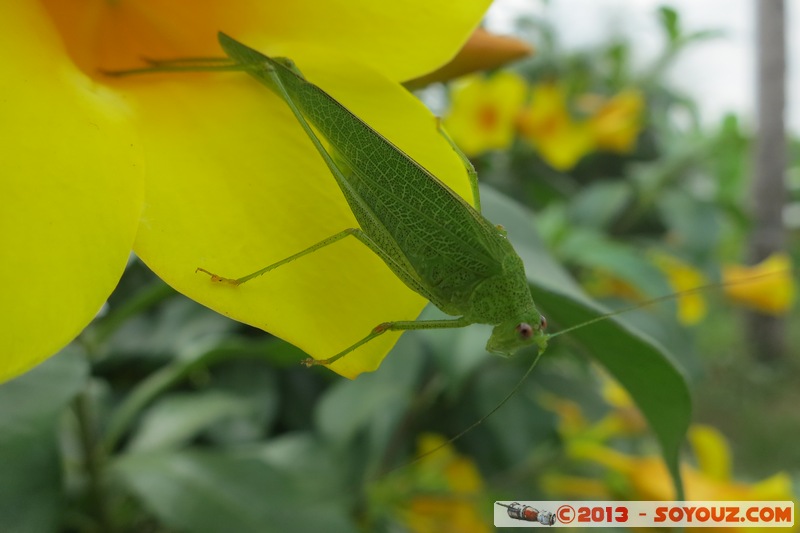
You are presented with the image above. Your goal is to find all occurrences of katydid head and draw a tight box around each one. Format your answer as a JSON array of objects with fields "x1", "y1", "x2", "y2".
[{"x1": 486, "y1": 312, "x2": 548, "y2": 356}]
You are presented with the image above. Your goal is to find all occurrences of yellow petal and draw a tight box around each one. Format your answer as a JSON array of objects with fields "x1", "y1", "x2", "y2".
[
  {"x1": 582, "y1": 269, "x2": 644, "y2": 302},
  {"x1": 243, "y1": 0, "x2": 494, "y2": 82},
  {"x1": 1, "y1": 2, "x2": 144, "y2": 382},
  {"x1": 571, "y1": 428, "x2": 797, "y2": 503},
  {"x1": 627, "y1": 458, "x2": 685, "y2": 500},
  {"x1": 537, "y1": 392, "x2": 589, "y2": 437},
  {"x1": 589, "y1": 89, "x2": 644, "y2": 153},
  {"x1": 402, "y1": 434, "x2": 490, "y2": 533},
  {"x1": 517, "y1": 83, "x2": 569, "y2": 144},
  {"x1": 588, "y1": 412, "x2": 647, "y2": 440},
  {"x1": 405, "y1": 28, "x2": 533, "y2": 89},
  {"x1": 536, "y1": 122, "x2": 595, "y2": 171},
  {"x1": 41, "y1": 0, "x2": 492, "y2": 83},
  {"x1": 688, "y1": 424, "x2": 731, "y2": 481},
  {"x1": 517, "y1": 84, "x2": 595, "y2": 170},
  {"x1": 619, "y1": 452, "x2": 795, "y2": 502},
  {"x1": 403, "y1": 498, "x2": 491, "y2": 533},
  {"x1": 600, "y1": 374, "x2": 634, "y2": 408},
  {"x1": 444, "y1": 72, "x2": 527, "y2": 156},
  {"x1": 747, "y1": 472, "x2": 795, "y2": 501},
  {"x1": 723, "y1": 253, "x2": 795, "y2": 315},
  {"x1": 567, "y1": 441, "x2": 635, "y2": 474},
  {"x1": 128, "y1": 46, "x2": 474, "y2": 378},
  {"x1": 680, "y1": 468, "x2": 795, "y2": 501},
  {"x1": 651, "y1": 253, "x2": 708, "y2": 325}
]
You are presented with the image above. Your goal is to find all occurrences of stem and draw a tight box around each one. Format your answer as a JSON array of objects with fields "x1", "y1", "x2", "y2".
[{"x1": 74, "y1": 392, "x2": 115, "y2": 533}]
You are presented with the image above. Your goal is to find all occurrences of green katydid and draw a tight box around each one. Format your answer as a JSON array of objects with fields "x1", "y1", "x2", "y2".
[
  {"x1": 114, "y1": 34, "x2": 784, "y2": 373},
  {"x1": 107, "y1": 33, "x2": 791, "y2": 496},
  {"x1": 176, "y1": 32, "x2": 551, "y2": 368}
]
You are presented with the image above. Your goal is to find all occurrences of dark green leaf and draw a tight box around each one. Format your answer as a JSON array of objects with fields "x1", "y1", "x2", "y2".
[
  {"x1": 236, "y1": 434, "x2": 353, "y2": 501},
  {"x1": 567, "y1": 182, "x2": 633, "y2": 229},
  {"x1": 481, "y1": 185, "x2": 691, "y2": 498},
  {"x1": 127, "y1": 391, "x2": 254, "y2": 452},
  {"x1": 315, "y1": 333, "x2": 426, "y2": 462},
  {"x1": 0, "y1": 349, "x2": 88, "y2": 533},
  {"x1": 656, "y1": 190, "x2": 721, "y2": 257},
  {"x1": 558, "y1": 228, "x2": 674, "y2": 298},
  {"x1": 658, "y1": 6, "x2": 681, "y2": 43},
  {"x1": 113, "y1": 450, "x2": 357, "y2": 533}
]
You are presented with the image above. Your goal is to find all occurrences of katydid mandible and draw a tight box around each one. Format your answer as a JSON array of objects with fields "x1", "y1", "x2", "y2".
[{"x1": 197, "y1": 33, "x2": 549, "y2": 367}]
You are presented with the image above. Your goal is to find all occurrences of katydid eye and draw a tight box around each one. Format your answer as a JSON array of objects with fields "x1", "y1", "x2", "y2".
[
  {"x1": 516, "y1": 323, "x2": 533, "y2": 339},
  {"x1": 539, "y1": 316, "x2": 547, "y2": 331}
]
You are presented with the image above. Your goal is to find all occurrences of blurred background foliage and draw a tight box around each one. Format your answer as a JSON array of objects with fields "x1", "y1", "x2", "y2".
[{"x1": 2, "y1": 4, "x2": 798, "y2": 533}]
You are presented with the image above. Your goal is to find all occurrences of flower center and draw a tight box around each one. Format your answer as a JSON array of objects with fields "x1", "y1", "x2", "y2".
[
  {"x1": 477, "y1": 104, "x2": 499, "y2": 132},
  {"x1": 38, "y1": 0, "x2": 231, "y2": 77}
]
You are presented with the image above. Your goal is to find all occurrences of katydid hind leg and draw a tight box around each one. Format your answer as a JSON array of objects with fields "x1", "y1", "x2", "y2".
[
  {"x1": 437, "y1": 119, "x2": 481, "y2": 213},
  {"x1": 196, "y1": 224, "x2": 438, "y2": 304},
  {"x1": 302, "y1": 317, "x2": 472, "y2": 367},
  {"x1": 196, "y1": 228, "x2": 365, "y2": 286}
]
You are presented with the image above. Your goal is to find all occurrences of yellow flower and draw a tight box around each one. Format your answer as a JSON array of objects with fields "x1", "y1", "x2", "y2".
[
  {"x1": 598, "y1": 375, "x2": 648, "y2": 436},
  {"x1": 539, "y1": 373, "x2": 646, "y2": 445},
  {"x1": 687, "y1": 425, "x2": 731, "y2": 482},
  {"x1": 517, "y1": 83, "x2": 595, "y2": 171},
  {"x1": 396, "y1": 434, "x2": 492, "y2": 533},
  {"x1": 582, "y1": 268, "x2": 645, "y2": 302},
  {"x1": 443, "y1": 72, "x2": 527, "y2": 157},
  {"x1": 538, "y1": 392, "x2": 590, "y2": 438},
  {"x1": 723, "y1": 253, "x2": 795, "y2": 315},
  {"x1": 555, "y1": 425, "x2": 796, "y2": 504},
  {"x1": 2, "y1": 1, "x2": 491, "y2": 382},
  {"x1": 541, "y1": 383, "x2": 796, "y2": 530},
  {"x1": 588, "y1": 89, "x2": 645, "y2": 153},
  {"x1": 651, "y1": 253, "x2": 708, "y2": 325},
  {"x1": 407, "y1": 28, "x2": 532, "y2": 89}
]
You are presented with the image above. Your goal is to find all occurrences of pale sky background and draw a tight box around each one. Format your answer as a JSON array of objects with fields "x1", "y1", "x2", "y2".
[{"x1": 485, "y1": 0, "x2": 799, "y2": 134}]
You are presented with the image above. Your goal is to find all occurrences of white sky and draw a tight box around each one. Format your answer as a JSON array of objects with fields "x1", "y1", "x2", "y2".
[{"x1": 485, "y1": 0, "x2": 799, "y2": 134}]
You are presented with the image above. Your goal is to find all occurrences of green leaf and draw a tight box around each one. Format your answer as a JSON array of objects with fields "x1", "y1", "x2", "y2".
[
  {"x1": 113, "y1": 450, "x2": 357, "y2": 533},
  {"x1": 201, "y1": 361, "x2": 281, "y2": 445},
  {"x1": 315, "y1": 332, "x2": 426, "y2": 458},
  {"x1": 656, "y1": 190, "x2": 721, "y2": 257},
  {"x1": 103, "y1": 336, "x2": 279, "y2": 452},
  {"x1": 236, "y1": 433, "x2": 354, "y2": 502},
  {"x1": 127, "y1": 391, "x2": 254, "y2": 452},
  {"x1": 0, "y1": 348, "x2": 88, "y2": 533},
  {"x1": 658, "y1": 6, "x2": 681, "y2": 43},
  {"x1": 481, "y1": 185, "x2": 691, "y2": 498},
  {"x1": 424, "y1": 317, "x2": 493, "y2": 394},
  {"x1": 467, "y1": 361, "x2": 556, "y2": 466},
  {"x1": 557, "y1": 228, "x2": 674, "y2": 299},
  {"x1": 97, "y1": 297, "x2": 239, "y2": 364},
  {"x1": 567, "y1": 181, "x2": 633, "y2": 229}
]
